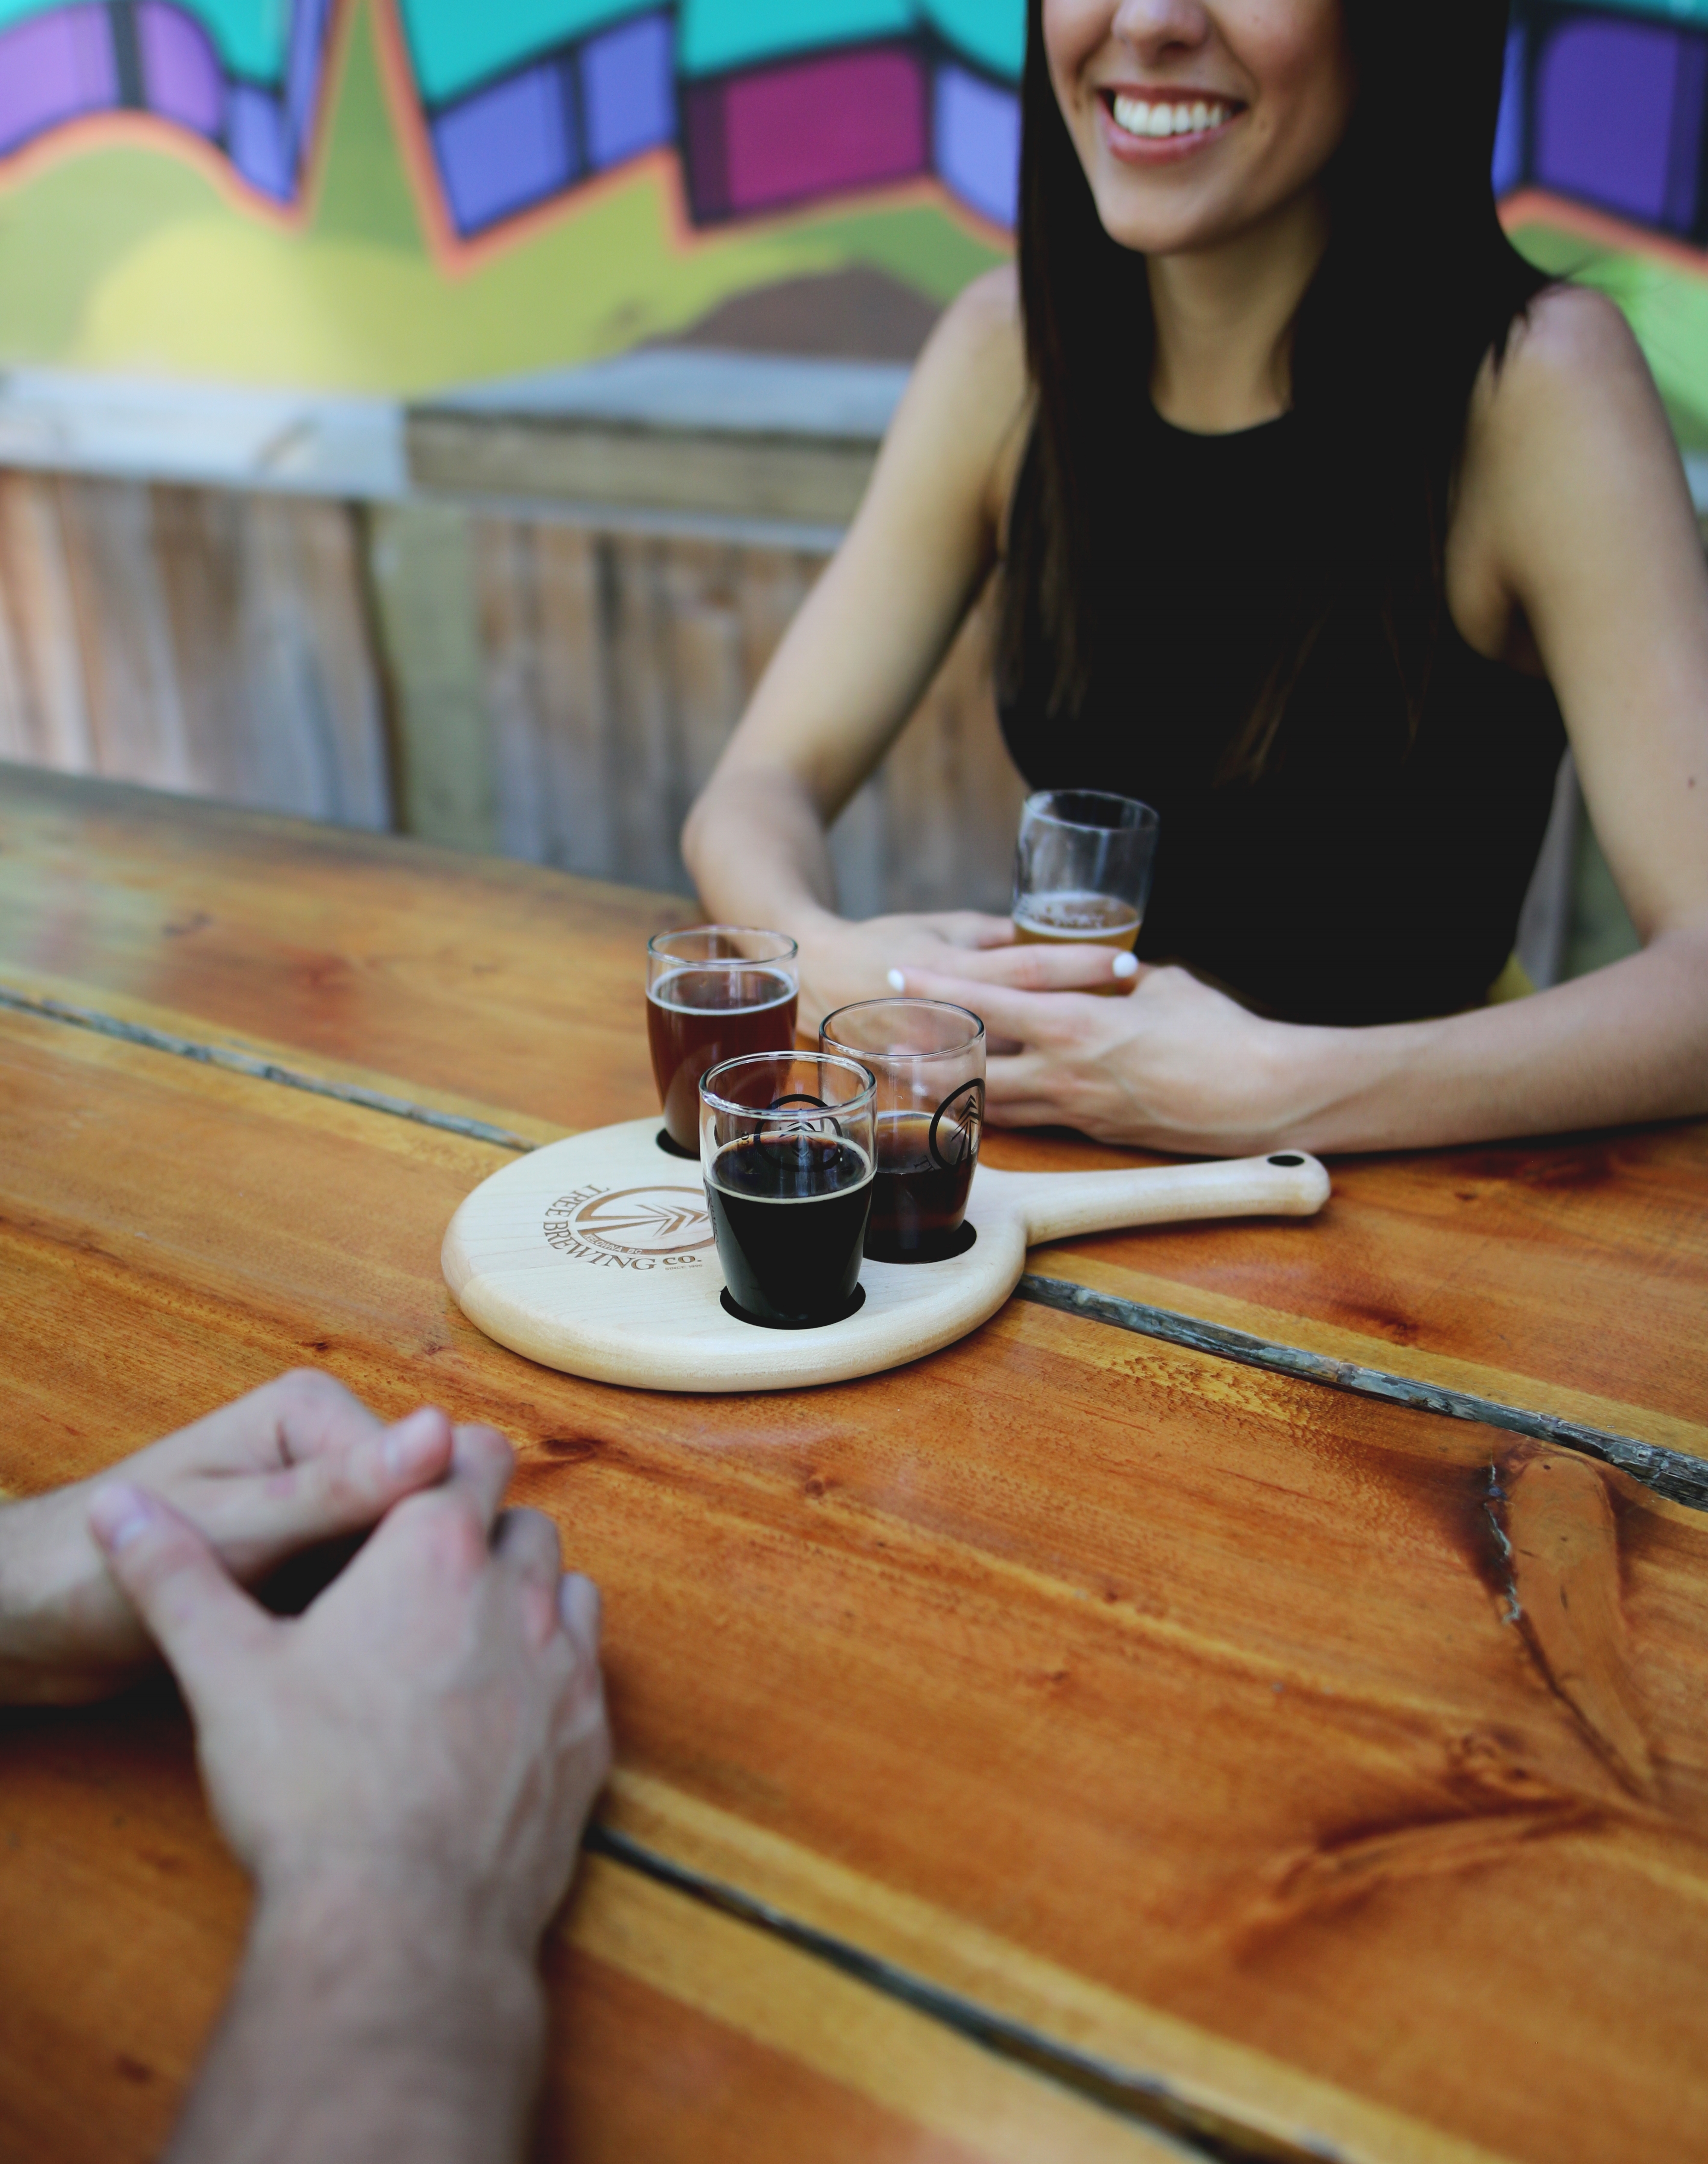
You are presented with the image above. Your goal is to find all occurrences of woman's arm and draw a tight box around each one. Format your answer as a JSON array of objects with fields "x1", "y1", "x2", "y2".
[
  {"x1": 681, "y1": 269, "x2": 1032, "y2": 1026},
  {"x1": 899, "y1": 289, "x2": 1708, "y2": 1154}
]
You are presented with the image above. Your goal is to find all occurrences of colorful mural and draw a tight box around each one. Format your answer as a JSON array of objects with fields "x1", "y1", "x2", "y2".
[{"x1": 0, "y1": 0, "x2": 1705, "y2": 422}]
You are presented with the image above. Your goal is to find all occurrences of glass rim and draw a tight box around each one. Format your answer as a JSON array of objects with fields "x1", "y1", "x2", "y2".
[
  {"x1": 819, "y1": 997, "x2": 986, "y2": 1060},
  {"x1": 698, "y1": 1049, "x2": 877, "y2": 1120},
  {"x1": 647, "y1": 924, "x2": 799, "y2": 962},
  {"x1": 1021, "y1": 789, "x2": 1159, "y2": 836}
]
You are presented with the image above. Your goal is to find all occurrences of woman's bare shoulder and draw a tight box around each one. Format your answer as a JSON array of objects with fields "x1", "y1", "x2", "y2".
[
  {"x1": 897, "y1": 265, "x2": 1030, "y2": 520},
  {"x1": 1471, "y1": 283, "x2": 1662, "y2": 456}
]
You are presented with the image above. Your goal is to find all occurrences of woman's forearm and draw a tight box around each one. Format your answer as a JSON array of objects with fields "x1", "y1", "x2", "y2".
[
  {"x1": 1276, "y1": 929, "x2": 1708, "y2": 1153},
  {"x1": 681, "y1": 765, "x2": 842, "y2": 935}
]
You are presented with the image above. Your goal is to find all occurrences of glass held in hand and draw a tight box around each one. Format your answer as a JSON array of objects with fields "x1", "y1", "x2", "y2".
[
  {"x1": 1012, "y1": 790, "x2": 1160, "y2": 994},
  {"x1": 699, "y1": 1052, "x2": 876, "y2": 1329},
  {"x1": 819, "y1": 998, "x2": 984, "y2": 1263},
  {"x1": 646, "y1": 926, "x2": 799, "y2": 1154}
]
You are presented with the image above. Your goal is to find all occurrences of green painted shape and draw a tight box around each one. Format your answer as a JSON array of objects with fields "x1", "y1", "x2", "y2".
[
  {"x1": 920, "y1": 0, "x2": 1024, "y2": 81},
  {"x1": 310, "y1": 0, "x2": 426, "y2": 251},
  {"x1": 398, "y1": 0, "x2": 661, "y2": 104},
  {"x1": 678, "y1": 0, "x2": 913, "y2": 79},
  {"x1": 0, "y1": 0, "x2": 291, "y2": 79},
  {"x1": 1511, "y1": 217, "x2": 1708, "y2": 448}
]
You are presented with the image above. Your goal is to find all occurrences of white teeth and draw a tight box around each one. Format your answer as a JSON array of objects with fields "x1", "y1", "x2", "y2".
[{"x1": 1110, "y1": 93, "x2": 1234, "y2": 140}]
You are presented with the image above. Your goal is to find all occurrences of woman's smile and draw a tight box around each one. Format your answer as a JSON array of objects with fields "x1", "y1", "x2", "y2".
[{"x1": 1099, "y1": 86, "x2": 1245, "y2": 159}]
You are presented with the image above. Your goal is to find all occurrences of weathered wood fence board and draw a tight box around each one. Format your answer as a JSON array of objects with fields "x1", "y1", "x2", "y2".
[
  {"x1": 0, "y1": 472, "x2": 391, "y2": 829},
  {"x1": 0, "y1": 467, "x2": 1021, "y2": 915}
]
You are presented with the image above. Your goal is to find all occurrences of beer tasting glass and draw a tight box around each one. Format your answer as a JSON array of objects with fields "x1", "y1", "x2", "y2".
[
  {"x1": 1012, "y1": 791, "x2": 1160, "y2": 993},
  {"x1": 646, "y1": 926, "x2": 799, "y2": 1155},
  {"x1": 699, "y1": 1052, "x2": 877, "y2": 1328},
  {"x1": 819, "y1": 998, "x2": 985, "y2": 1262}
]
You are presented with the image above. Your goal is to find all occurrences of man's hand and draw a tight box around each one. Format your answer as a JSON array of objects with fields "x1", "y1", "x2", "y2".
[
  {"x1": 87, "y1": 1426, "x2": 609, "y2": 1948},
  {"x1": 0, "y1": 1370, "x2": 457, "y2": 1704},
  {"x1": 86, "y1": 1430, "x2": 610, "y2": 2164}
]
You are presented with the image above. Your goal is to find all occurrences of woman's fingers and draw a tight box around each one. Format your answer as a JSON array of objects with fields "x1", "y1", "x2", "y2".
[
  {"x1": 892, "y1": 944, "x2": 1142, "y2": 994},
  {"x1": 901, "y1": 969, "x2": 1106, "y2": 1044},
  {"x1": 930, "y1": 911, "x2": 1020, "y2": 950}
]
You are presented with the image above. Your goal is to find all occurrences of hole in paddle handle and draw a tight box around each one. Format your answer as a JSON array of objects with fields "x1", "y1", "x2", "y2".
[{"x1": 1267, "y1": 1153, "x2": 1306, "y2": 1167}]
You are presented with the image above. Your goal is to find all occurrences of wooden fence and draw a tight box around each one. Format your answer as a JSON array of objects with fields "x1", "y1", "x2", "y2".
[{"x1": 0, "y1": 469, "x2": 1021, "y2": 919}]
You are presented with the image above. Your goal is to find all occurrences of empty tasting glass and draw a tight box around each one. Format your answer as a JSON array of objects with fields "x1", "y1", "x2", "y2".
[
  {"x1": 1012, "y1": 791, "x2": 1160, "y2": 993},
  {"x1": 646, "y1": 927, "x2": 799, "y2": 1155},
  {"x1": 819, "y1": 998, "x2": 985, "y2": 1263},
  {"x1": 699, "y1": 1052, "x2": 877, "y2": 1329}
]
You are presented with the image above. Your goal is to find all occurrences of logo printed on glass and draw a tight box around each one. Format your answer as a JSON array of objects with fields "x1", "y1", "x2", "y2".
[{"x1": 544, "y1": 1184, "x2": 714, "y2": 1269}]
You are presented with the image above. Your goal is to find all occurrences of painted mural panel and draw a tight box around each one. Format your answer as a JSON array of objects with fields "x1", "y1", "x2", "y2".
[{"x1": 0, "y1": 0, "x2": 1702, "y2": 427}]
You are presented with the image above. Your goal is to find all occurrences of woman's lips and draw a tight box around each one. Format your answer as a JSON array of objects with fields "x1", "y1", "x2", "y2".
[{"x1": 1097, "y1": 88, "x2": 1244, "y2": 161}]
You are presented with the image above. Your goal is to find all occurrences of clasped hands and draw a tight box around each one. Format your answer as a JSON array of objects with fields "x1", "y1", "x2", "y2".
[
  {"x1": 801, "y1": 909, "x2": 1309, "y2": 1155},
  {"x1": 0, "y1": 1371, "x2": 610, "y2": 1961}
]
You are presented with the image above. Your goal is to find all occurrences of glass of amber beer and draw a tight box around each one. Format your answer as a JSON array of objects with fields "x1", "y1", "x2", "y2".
[
  {"x1": 1012, "y1": 791, "x2": 1159, "y2": 992},
  {"x1": 647, "y1": 927, "x2": 799, "y2": 1155}
]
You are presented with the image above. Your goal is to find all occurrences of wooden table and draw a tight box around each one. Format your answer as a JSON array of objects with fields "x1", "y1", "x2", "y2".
[{"x1": 2, "y1": 763, "x2": 1705, "y2": 2164}]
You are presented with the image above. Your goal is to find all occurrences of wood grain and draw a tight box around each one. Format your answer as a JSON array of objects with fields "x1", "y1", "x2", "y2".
[
  {"x1": 0, "y1": 1692, "x2": 1175, "y2": 2164},
  {"x1": 0, "y1": 765, "x2": 1700, "y2": 1446},
  {"x1": 4, "y1": 1005, "x2": 1707, "y2": 2164}
]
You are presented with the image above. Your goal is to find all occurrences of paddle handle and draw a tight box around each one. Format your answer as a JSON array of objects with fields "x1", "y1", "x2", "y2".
[{"x1": 1020, "y1": 1152, "x2": 1330, "y2": 1246}]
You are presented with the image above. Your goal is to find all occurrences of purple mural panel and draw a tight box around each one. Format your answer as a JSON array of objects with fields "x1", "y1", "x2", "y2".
[
  {"x1": 1535, "y1": 19, "x2": 1707, "y2": 233},
  {"x1": 1492, "y1": 24, "x2": 1525, "y2": 199},
  {"x1": 229, "y1": 84, "x2": 291, "y2": 197},
  {"x1": 0, "y1": 6, "x2": 117, "y2": 158},
  {"x1": 433, "y1": 65, "x2": 578, "y2": 235},
  {"x1": 137, "y1": 4, "x2": 224, "y2": 138},
  {"x1": 720, "y1": 47, "x2": 927, "y2": 216},
  {"x1": 681, "y1": 77, "x2": 730, "y2": 219},
  {"x1": 581, "y1": 11, "x2": 673, "y2": 170},
  {"x1": 286, "y1": 0, "x2": 333, "y2": 151},
  {"x1": 933, "y1": 64, "x2": 1018, "y2": 226}
]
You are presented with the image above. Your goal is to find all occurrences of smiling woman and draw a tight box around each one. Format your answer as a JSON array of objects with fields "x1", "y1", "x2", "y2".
[{"x1": 682, "y1": 0, "x2": 1708, "y2": 1158}]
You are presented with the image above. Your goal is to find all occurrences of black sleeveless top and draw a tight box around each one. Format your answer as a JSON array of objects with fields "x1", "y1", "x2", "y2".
[{"x1": 997, "y1": 406, "x2": 1567, "y2": 1026}]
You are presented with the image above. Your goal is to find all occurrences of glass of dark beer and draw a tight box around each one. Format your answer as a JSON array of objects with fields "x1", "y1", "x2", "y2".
[
  {"x1": 1012, "y1": 791, "x2": 1159, "y2": 994},
  {"x1": 819, "y1": 999, "x2": 984, "y2": 1263},
  {"x1": 699, "y1": 1052, "x2": 876, "y2": 1328},
  {"x1": 647, "y1": 927, "x2": 799, "y2": 1155}
]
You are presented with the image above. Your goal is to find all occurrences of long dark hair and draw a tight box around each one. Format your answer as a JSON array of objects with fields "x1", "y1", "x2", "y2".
[{"x1": 997, "y1": 0, "x2": 1550, "y2": 780}]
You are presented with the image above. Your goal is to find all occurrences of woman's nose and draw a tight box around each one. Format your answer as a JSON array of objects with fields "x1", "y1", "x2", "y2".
[{"x1": 1108, "y1": 0, "x2": 1213, "y2": 59}]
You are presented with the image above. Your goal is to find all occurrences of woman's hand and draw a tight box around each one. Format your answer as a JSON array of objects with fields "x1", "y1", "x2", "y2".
[
  {"x1": 898, "y1": 950, "x2": 1307, "y2": 1155},
  {"x1": 0, "y1": 1370, "x2": 459, "y2": 1705},
  {"x1": 795, "y1": 907, "x2": 1018, "y2": 1031}
]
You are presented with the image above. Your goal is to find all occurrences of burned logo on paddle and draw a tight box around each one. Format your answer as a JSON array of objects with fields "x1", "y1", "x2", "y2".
[{"x1": 544, "y1": 1184, "x2": 713, "y2": 1269}]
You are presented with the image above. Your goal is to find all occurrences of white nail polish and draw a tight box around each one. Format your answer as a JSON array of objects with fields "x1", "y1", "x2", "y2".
[
  {"x1": 1112, "y1": 953, "x2": 1140, "y2": 979},
  {"x1": 886, "y1": 969, "x2": 906, "y2": 992}
]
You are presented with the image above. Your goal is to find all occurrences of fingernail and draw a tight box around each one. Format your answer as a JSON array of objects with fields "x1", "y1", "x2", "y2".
[
  {"x1": 88, "y1": 1482, "x2": 155, "y2": 1554},
  {"x1": 384, "y1": 1407, "x2": 446, "y2": 1480},
  {"x1": 559, "y1": 1572, "x2": 602, "y2": 1646},
  {"x1": 1111, "y1": 953, "x2": 1139, "y2": 979},
  {"x1": 886, "y1": 968, "x2": 906, "y2": 992}
]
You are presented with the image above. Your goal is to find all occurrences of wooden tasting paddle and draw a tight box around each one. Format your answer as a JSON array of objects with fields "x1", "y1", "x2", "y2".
[{"x1": 443, "y1": 1117, "x2": 1330, "y2": 1393}]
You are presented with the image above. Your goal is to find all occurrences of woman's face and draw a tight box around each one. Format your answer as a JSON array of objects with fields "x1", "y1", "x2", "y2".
[{"x1": 1042, "y1": 0, "x2": 1356, "y2": 256}]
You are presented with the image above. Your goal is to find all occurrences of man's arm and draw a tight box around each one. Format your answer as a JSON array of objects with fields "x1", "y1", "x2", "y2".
[{"x1": 87, "y1": 1432, "x2": 609, "y2": 2164}]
